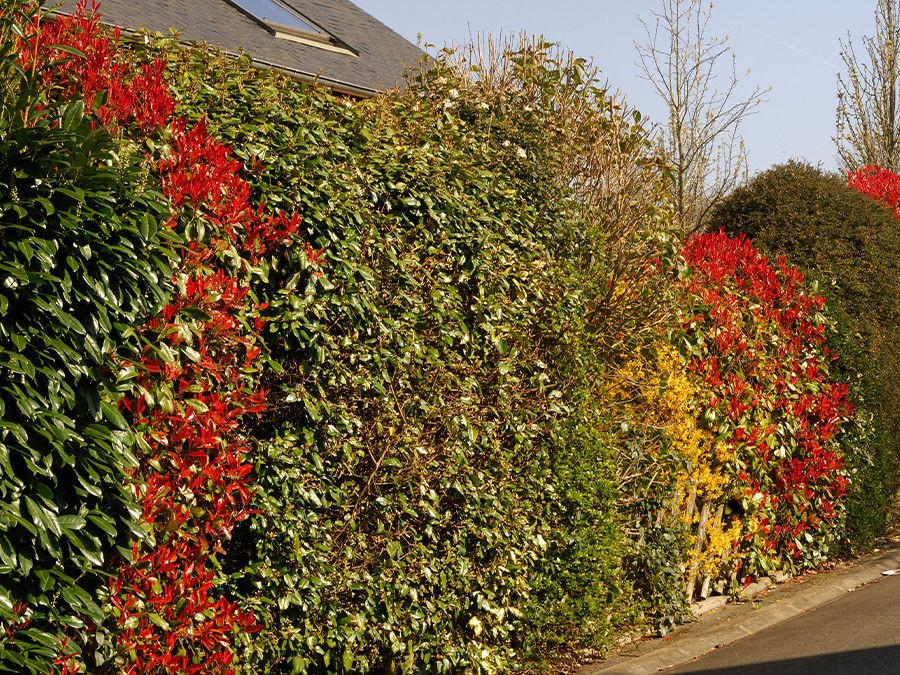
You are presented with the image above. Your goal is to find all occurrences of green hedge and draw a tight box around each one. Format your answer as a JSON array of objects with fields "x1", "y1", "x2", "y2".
[
  {"x1": 2, "y1": 10, "x2": 881, "y2": 670},
  {"x1": 128, "y1": 37, "x2": 671, "y2": 671}
]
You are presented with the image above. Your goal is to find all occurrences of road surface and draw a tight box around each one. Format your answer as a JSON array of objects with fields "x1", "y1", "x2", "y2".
[{"x1": 666, "y1": 574, "x2": 900, "y2": 674}]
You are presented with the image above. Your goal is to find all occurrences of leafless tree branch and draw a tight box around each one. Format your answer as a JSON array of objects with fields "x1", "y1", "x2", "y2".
[
  {"x1": 636, "y1": 0, "x2": 768, "y2": 232},
  {"x1": 835, "y1": 0, "x2": 900, "y2": 172}
]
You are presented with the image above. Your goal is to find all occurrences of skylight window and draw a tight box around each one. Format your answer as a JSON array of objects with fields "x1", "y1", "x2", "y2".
[
  {"x1": 227, "y1": 0, "x2": 357, "y2": 55},
  {"x1": 230, "y1": 0, "x2": 318, "y2": 33}
]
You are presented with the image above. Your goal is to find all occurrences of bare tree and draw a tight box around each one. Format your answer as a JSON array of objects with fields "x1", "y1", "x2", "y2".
[
  {"x1": 835, "y1": 0, "x2": 900, "y2": 172},
  {"x1": 636, "y1": 0, "x2": 767, "y2": 232}
]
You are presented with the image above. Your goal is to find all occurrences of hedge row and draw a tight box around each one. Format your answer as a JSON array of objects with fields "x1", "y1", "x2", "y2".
[
  {"x1": 0, "y1": 4, "x2": 891, "y2": 673},
  {"x1": 153, "y1": 35, "x2": 671, "y2": 672}
]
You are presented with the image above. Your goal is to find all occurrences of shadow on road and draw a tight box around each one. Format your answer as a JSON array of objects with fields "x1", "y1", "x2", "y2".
[{"x1": 672, "y1": 644, "x2": 900, "y2": 674}]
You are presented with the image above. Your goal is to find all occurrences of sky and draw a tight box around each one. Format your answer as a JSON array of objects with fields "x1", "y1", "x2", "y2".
[{"x1": 351, "y1": 1, "x2": 879, "y2": 177}]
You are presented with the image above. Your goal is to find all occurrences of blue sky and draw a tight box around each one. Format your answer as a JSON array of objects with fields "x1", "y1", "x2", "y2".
[{"x1": 352, "y1": 1, "x2": 877, "y2": 176}]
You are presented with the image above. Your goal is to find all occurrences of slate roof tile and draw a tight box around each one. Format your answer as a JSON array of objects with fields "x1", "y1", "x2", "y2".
[{"x1": 48, "y1": 0, "x2": 424, "y2": 96}]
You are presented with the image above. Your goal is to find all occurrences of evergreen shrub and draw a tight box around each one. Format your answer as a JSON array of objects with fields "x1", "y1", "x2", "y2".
[
  {"x1": 0, "y1": 3, "x2": 178, "y2": 668},
  {"x1": 105, "y1": 32, "x2": 676, "y2": 672}
]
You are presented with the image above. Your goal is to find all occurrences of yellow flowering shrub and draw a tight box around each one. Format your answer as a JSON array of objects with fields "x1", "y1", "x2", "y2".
[{"x1": 612, "y1": 341, "x2": 738, "y2": 583}]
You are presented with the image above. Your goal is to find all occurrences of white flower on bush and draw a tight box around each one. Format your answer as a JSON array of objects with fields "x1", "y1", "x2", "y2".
[{"x1": 515, "y1": 146, "x2": 527, "y2": 159}]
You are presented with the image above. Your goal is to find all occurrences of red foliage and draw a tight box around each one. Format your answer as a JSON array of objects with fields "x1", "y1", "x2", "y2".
[
  {"x1": 110, "y1": 261, "x2": 263, "y2": 673},
  {"x1": 160, "y1": 117, "x2": 304, "y2": 264},
  {"x1": 17, "y1": 0, "x2": 174, "y2": 132},
  {"x1": 109, "y1": 62, "x2": 268, "y2": 675},
  {"x1": 678, "y1": 231, "x2": 852, "y2": 569},
  {"x1": 847, "y1": 164, "x2": 900, "y2": 219}
]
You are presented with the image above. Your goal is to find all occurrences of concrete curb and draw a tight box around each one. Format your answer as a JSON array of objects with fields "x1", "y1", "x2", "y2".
[{"x1": 578, "y1": 544, "x2": 900, "y2": 674}]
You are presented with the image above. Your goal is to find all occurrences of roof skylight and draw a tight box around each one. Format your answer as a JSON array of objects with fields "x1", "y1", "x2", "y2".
[
  {"x1": 229, "y1": 0, "x2": 322, "y2": 37},
  {"x1": 226, "y1": 0, "x2": 357, "y2": 55}
]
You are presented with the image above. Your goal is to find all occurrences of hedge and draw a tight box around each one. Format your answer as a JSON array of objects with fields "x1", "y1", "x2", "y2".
[
  {"x1": 0, "y1": 5, "x2": 880, "y2": 672},
  {"x1": 0, "y1": 6, "x2": 178, "y2": 670},
  {"x1": 709, "y1": 161, "x2": 900, "y2": 550}
]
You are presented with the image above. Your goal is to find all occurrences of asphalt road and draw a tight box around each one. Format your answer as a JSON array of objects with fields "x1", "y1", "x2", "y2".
[
  {"x1": 581, "y1": 543, "x2": 900, "y2": 675},
  {"x1": 667, "y1": 574, "x2": 900, "y2": 674}
]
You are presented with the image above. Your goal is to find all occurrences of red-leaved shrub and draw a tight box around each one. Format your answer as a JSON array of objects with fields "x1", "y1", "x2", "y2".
[
  {"x1": 675, "y1": 231, "x2": 852, "y2": 575},
  {"x1": 16, "y1": 2, "x2": 312, "y2": 670},
  {"x1": 847, "y1": 164, "x2": 900, "y2": 219}
]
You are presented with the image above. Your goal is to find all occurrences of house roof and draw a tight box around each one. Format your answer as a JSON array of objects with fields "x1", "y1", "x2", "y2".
[{"x1": 48, "y1": 0, "x2": 424, "y2": 97}]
